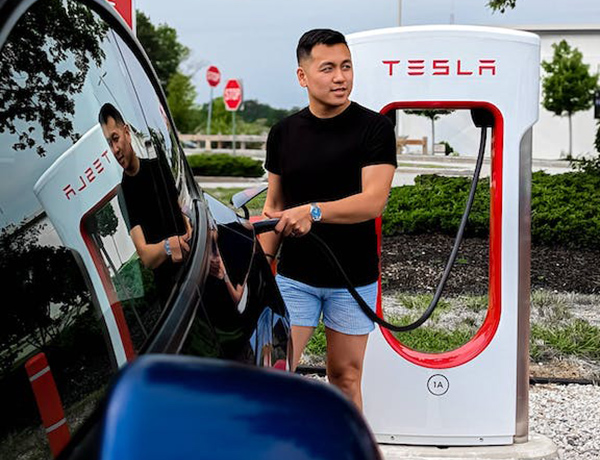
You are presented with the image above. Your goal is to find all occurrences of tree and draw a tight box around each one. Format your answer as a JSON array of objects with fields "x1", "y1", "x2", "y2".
[
  {"x1": 541, "y1": 40, "x2": 599, "y2": 157},
  {"x1": 487, "y1": 0, "x2": 517, "y2": 12},
  {"x1": 404, "y1": 109, "x2": 453, "y2": 153},
  {"x1": 167, "y1": 72, "x2": 202, "y2": 133},
  {"x1": 0, "y1": 0, "x2": 108, "y2": 156},
  {"x1": 135, "y1": 10, "x2": 190, "y2": 95}
]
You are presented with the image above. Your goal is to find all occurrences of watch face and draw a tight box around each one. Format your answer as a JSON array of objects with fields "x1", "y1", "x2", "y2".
[{"x1": 311, "y1": 204, "x2": 321, "y2": 221}]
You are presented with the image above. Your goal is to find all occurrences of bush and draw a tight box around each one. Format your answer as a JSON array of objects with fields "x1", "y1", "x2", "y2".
[
  {"x1": 383, "y1": 171, "x2": 600, "y2": 249},
  {"x1": 187, "y1": 153, "x2": 264, "y2": 177},
  {"x1": 382, "y1": 174, "x2": 490, "y2": 239}
]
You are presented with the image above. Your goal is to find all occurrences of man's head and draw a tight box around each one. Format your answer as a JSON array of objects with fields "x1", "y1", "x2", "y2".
[
  {"x1": 296, "y1": 29, "x2": 353, "y2": 117},
  {"x1": 99, "y1": 103, "x2": 138, "y2": 175}
]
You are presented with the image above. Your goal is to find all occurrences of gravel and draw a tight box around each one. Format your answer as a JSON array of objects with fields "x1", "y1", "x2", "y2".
[{"x1": 530, "y1": 384, "x2": 600, "y2": 460}]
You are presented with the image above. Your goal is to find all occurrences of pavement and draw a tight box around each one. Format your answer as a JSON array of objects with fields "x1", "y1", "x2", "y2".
[
  {"x1": 195, "y1": 154, "x2": 571, "y2": 190},
  {"x1": 378, "y1": 433, "x2": 558, "y2": 459}
]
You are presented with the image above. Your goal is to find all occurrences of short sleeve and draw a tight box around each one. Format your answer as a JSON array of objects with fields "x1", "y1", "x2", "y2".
[
  {"x1": 264, "y1": 123, "x2": 282, "y2": 174},
  {"x1": 360, "y1": 115, "x2": 397, "y2": 168}
]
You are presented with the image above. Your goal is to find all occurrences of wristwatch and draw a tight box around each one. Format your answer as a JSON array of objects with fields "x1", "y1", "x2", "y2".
[
  {"x1": 310, "y1": 203, "x2": 322, "y2": 222},
  {"x1": 164, "y1": 238, "x2": 172, "y2": 256}
]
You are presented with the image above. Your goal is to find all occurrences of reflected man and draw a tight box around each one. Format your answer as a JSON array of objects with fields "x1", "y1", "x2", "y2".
[{"x1": 99, "y1": 103, "x2": 191, "y2": 302}]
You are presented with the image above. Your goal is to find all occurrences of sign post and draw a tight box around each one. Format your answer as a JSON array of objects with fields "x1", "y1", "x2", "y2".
[
  {"x1": 223, "y1": 79, "x2": 243, "y2": 155},
  {"x1": 206, "y1": 66, "x2": 221, "y2": 135}
]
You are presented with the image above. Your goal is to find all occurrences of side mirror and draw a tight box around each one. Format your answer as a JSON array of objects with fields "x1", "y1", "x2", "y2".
[
  {"x1": 231, "y1": 184, "x2": 268, "y2": 219},
  {"x1": 100, "y1": 355, "x2": 382, "y2": 460}
]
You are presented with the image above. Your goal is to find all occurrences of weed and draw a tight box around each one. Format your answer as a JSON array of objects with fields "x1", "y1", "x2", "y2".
[
  {"x1": 531, "y1": 320, "x2": 600, "y2": 362},
  {"x1": 305, "y1": 322, "x2": 327, "y2": 356}
]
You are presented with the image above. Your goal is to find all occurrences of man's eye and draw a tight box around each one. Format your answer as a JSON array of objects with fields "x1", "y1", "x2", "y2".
[{"x1": 322, "y1": 67, "x2": 332, "y2": 72}]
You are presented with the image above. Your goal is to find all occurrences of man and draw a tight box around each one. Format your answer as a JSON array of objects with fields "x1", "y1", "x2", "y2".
[
  {"x1": 99, "y1": 103, "x2": 191, "y2": 302},
  {"x1": 260, "y1": 29, "x2": 397, "y2": 409}
]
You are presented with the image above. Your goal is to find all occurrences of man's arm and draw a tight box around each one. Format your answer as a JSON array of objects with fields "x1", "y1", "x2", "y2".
[
  {"x1": 130, "y1": 225, "x2": 190, "y2": 269},
  {"x1": 259, "y1": 172, "x2": 285, "y2": 260},
  {"x1": 265, "y1": 164, "x2": 395, "y2": 237}
]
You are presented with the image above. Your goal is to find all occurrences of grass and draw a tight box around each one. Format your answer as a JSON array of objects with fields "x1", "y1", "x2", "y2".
[
  {"x1": 531, "y1": 320, "x2": 600, "y2": 362},
  {"x1": 204, "y1": 187, "x2": 266, "y2": 216},
  {"x1": 302, "y1": 291, "x2": 600, "y2": 362}
]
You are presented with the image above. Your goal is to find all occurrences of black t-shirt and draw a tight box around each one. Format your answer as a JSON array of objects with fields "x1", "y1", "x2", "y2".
[
  {"x1": 265, "y1": 102, "x2": 397, "y2": 287},
  {"x1": 121, "y1": 157, "x2": 186, "y2": 299}
]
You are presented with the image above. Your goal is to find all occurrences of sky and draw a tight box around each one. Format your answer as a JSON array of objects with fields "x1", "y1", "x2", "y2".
[{"x1": 134, "y1": 0, "x2": 600, "y2": 109}]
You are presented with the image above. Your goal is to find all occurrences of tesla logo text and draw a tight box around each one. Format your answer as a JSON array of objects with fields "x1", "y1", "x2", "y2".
[
  {"x1": 382, "y1": 59, "x2": 496, "y2": 77},
  {"x1": 63, "y1": 150, "x2": 112, "y2": 200}
]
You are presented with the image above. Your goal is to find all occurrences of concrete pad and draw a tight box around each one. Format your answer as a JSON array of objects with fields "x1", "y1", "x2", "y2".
[{"x1": 379, "y1": 433, "x2": 558, "y2": 460}]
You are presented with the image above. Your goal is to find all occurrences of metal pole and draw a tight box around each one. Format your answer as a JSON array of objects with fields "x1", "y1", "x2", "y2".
[
  {"x1": 232, "y1": 111, "x2": 236, "y2": 155},
  {"x1": 207, "y1": 86, "x2": 213, "y2": 135},
  {"x1": 398, "y1": 0, "x2": 402, "y2": 26}
]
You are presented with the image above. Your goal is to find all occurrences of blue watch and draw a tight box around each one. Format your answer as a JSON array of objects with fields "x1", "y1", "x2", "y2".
[
  {"x1": 310, "y1": 203, "x2": 322, "y2": 222},
  {"x1": 164, "y1": 238, "x2": 172, "y2": 256}
]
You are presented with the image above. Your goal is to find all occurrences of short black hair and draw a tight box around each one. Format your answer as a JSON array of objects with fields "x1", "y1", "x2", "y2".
[
  {"x1": 98, "y1": 103, "x2": 125, "y2": 126},
  {"x1": 296, "y1": 29, "x2": 348, "y2": 63}
]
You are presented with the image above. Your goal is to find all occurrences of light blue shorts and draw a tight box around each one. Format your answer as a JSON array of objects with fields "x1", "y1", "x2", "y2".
[{"x1": 275, "y1": 274, "x2": 377, "y2": 335}]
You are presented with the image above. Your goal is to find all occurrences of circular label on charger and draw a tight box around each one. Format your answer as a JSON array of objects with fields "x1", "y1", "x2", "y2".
[{"x1": 427, "y1": 374, "x2": 449, "y2": 396}]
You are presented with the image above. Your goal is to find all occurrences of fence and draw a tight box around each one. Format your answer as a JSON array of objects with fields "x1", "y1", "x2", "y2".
[{"x1": 180, "y1": 134, "x2": 432, "y2": 156}]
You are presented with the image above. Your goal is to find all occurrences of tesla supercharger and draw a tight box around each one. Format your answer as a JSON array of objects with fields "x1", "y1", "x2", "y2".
[
  {"x1": 347, "y1": 26, "x2": 539, "y2": 446},
  {"x1": 34, "y1": 125, "x2": 135, "y2": 367}
]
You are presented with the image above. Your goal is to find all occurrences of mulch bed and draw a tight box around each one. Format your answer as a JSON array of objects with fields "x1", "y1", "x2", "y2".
[{"x1": 381, "y1": 234, "x2": 600, "y2": 295}]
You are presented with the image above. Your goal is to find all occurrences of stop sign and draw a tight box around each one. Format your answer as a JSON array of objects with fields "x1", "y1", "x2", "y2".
[
  {"x1": 206, "y1": 66, "x2": 221, "y2": 87},
  {"x1": 223, "y1": 79, "x2": 243, "y2": 112}
]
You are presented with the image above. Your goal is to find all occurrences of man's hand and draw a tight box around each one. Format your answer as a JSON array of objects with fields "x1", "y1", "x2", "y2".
[{"x1": 265, "y1": 204, "x2": 312, "y2": 237}]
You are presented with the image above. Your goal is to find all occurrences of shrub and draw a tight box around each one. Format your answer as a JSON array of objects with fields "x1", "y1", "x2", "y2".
[
  {"x1": 382, "y1": 174, "x2": 490, "y2": 238},
  {"x1": 187, "y1": 153, "x2": 264, "y2": 177},
  {"x1": 383, "y1": 171, "x2": 600, "y2": 249}
]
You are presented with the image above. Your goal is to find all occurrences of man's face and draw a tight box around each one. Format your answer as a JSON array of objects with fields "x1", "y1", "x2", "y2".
[
  {"x1": 101, "y1": 116, "x2": 135, "y2": 173},
  {"x1": 297, "y1": 43, "x2": 353, "y2": 114}
]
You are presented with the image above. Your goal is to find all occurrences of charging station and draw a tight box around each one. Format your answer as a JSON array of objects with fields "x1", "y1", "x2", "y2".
[{"x1": 347, "y1": 26, "x2": 540, "y2": 446}]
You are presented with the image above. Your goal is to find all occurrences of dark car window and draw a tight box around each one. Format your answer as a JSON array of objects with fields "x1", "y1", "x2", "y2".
[{"x1": 0, "y1": 0, "x2": 191, "y2": 457}]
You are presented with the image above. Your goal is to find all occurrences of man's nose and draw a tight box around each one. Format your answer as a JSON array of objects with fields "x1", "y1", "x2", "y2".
[{"x1": 332, "y1": 67, "x2": 345, "y2": 82}]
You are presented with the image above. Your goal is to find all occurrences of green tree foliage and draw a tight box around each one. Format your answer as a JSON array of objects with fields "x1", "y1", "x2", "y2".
[
  {"x1": 0, "y1": 225, "x2": 91, "y2": 374},
  {"x1": 596, "y1": 120, "x2": 600, "y2": 153},
  {"x1": 0, "y1": 0, "x2": 108, "y2": 156},
  {"x1": 404, "y1": 110, "x2": 453, "y2": 153},
  {"x1": 240, "y1": 100, "x2": 299, "y2": 126},
  {"x1": 189, "y1": 98, "x2": 296, "y2": 135},
  {"x1": 135, "y1": 10, "x2": 189, "y2": 94},
  {"x1": 541, "y1": 40, "x2": 598, "y2": 156},
  {"x1": 167, "y1": 72, "x2": 202, "y2": 133},
  {"x1": 486, "y1": 0, "x2": 516, "y2": 12}
]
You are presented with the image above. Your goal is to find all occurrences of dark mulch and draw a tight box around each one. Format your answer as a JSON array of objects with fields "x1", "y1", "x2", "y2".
[{"x1": 382, "y1": 234, "x2": 600, "y2": 295}]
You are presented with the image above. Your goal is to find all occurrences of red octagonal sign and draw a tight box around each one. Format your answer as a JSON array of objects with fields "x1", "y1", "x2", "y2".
[
  {"x1": 206, "y1": 66, "x2": 221, "y2": 87},
  {"x1": 223, "y1": 79, "x2": 243, "y2": 112}
]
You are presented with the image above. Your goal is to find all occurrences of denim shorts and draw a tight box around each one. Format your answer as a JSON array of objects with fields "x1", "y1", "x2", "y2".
[{"x1": 275, "y1": 274, "x2": 377, "y2": 335}]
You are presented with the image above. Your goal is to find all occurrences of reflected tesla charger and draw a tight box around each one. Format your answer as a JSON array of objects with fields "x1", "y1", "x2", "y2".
[
  {"x1": 347, "y1": 26, "x2": 540, "y2": 446},
  {"x1": 33, "y1": 125, "x2": 135, "y2": 367}
]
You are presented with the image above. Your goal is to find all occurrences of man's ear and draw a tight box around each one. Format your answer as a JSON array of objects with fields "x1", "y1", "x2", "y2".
[{"x1": 297, "y1": 66, "x2": 307, "y2": 88}]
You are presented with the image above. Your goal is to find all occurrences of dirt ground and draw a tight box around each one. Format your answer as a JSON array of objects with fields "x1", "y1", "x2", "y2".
[{"x1": 381, "y1": 234, "x2": 600, "y2": 295}]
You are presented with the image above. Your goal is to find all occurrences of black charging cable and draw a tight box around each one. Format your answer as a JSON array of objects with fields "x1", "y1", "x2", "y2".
[{"x1": 255, "y1": 126, "x2": 489, "y2": 333}]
